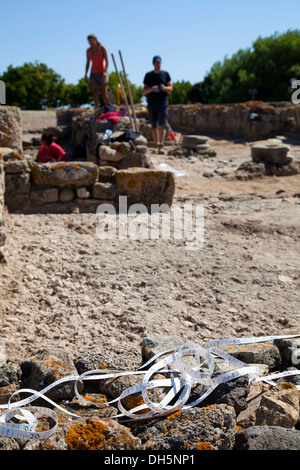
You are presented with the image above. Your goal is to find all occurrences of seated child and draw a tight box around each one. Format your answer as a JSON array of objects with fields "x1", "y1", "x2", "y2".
[{"x1": 36, "y1": 133, "x2": 66, "y2": 163}]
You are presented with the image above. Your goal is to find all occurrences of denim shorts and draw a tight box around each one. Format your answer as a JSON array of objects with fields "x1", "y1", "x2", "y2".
[{"x1": 148, "y1": 102, "x2": 169, "y2": 128}]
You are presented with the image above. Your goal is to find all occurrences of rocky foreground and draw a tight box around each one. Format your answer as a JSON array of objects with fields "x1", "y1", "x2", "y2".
[{"x1": 0, "y1": 334, "x2": 299, "y2": 450}]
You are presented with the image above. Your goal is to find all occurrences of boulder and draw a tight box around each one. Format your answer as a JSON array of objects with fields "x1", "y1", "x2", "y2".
[
  {"x1": 237, "y1": 382, "x2": 300, "y2": 429},
  {"x1": 20, "y1": 348, "x2": 80, "y2": 402},
  {"x1": 134, "y1": 405, "x2": 237, "y2": 450},
  {"x1": 218, "y1": 341, "x2": 281, "y2": 369},
  {"x1": 235, "y1": 426, "x2": 300, "y2": 450},
  {"x1": 65, "y1": 418, "x2": 141, "y2": 450},
  {"x1": 196, "y1": 375, "x2": 250, "y2": 414}
]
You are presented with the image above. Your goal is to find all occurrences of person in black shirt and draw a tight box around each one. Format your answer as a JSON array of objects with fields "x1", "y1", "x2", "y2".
[{"x1": 143, "y1": 56, "x2": 173, "y2": 147}]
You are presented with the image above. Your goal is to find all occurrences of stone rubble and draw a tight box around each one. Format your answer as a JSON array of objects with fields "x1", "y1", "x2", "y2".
[{"x1": 0, "y1": 334, "x2": 299, "y2": 450}]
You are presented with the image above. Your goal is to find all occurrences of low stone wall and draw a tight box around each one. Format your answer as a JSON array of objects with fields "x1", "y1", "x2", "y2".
[
  {"x1": 168, "y1": 101, "x2": 300, "y2": 140},
  {"x1": 4, "y1": 160, "x2": 175, "y2": 214}
]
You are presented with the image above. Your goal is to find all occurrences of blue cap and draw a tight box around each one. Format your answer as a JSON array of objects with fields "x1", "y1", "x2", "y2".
[{"x1": 153, "y1": 56, "x2": 162, "y2": 63}]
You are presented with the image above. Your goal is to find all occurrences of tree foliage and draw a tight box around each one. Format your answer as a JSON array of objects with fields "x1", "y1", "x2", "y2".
[
  {"x1": 169, "y1": 30, "x2": 300, "y2": 104},
  {"x1": 191, "y1": 30, "x2": 300, "y2": 103},
  {"x1": 0, "y1": 62, "x2": 143, "y2": 109},
  {"x1": 1, "y1": 62, "x2": 66, "y2": 109}
]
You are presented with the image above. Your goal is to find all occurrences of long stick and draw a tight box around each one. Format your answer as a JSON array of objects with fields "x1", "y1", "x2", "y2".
[
  {"x1": 118, "y1": 50, "x2": 139, "y2": 133},
  {"x1": 111, "y1": 53, "x2": 134, "y2": 131}
]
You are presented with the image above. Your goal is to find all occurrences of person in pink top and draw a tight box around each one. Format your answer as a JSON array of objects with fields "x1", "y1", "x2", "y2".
[
  {"x1": 36, "y1": 133, "x2": 66, "y2": 163},
  {"x1": 84, "y1": 34, "x2": 109, "y2": 109}
]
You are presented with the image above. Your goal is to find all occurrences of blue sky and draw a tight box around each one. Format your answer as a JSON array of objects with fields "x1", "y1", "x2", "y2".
[{"x1": 1, "y1": 0, "x2": 300, "y2": 87}]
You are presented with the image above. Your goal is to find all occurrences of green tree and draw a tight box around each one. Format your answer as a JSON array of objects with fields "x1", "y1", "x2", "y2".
[
  {"x1": 0, "y1": 61, "x2": 67, "y2": 109},
  {"x1": 64, "y1": 79, "x2": 93, "y2": 108},
  {"x1": 189, "y1": 30, "x2": 300, "y2": 103},
  {"x1": 0, "y1": 62, "x2": 143, "y2": 109},
  {"x1": 169, "y1": 80, "x2": 193, "y2": 104}
]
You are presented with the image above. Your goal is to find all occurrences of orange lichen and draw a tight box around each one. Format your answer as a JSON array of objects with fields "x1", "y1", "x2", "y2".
[
  {"x1": 65, "y1": 420, "x2": 107, "y2": 450},
  {"x1": 280, "y1": 382, "x2": 294, "y2": 390},
  {"x1": 194, "y1": 442, "x2": 215, "y2": 450},
  {"x1": 167, "y1": 410, "x2": 182, "y2": 420},
  {"x1": 122, "y1": 395, "x2": 148, "y2": 415},
  {"x1": 84, "y1": 394, "x2": 108, "y2": 405},
  {"x1": 51, "y1": 162, "x2": 68, "y2": 171}
]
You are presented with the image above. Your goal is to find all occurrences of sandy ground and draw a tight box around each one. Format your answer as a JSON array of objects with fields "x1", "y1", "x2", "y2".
[{"x1": 0, "y1": 111, "x2": 300, "y2": 365}]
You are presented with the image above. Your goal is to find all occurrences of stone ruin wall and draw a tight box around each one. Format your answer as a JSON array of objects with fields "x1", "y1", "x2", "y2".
[
  {"x1": 1, "y1": 101, "x2": 300, "y2": 260},
  {"x1": 0, "y1": 105, "x2": 175, "y2": 260},
  {"x1": 168, "y1": 101, "x2": 300, "y2": 139}
]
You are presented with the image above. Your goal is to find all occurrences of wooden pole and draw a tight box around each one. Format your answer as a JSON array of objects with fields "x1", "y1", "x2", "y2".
[
  {"x1": 118, "y1": 50, "x2": 139, "y2": 133},
  {"x1": 111, "y1": 53, "x2": 134, "y2": 131}
]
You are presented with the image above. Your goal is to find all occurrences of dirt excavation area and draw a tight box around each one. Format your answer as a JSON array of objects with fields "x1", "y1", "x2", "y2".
[{"x1": 0, "y1": 112, "x2": 300, "y2": 365}]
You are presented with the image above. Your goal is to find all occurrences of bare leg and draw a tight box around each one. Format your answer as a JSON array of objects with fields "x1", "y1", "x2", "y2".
[
  {"x1": 158, "y1": 125, "x2": 167, "y2": 145},
  {"x1": 100, "y1": 83, "x2": 109, "y2": 105},
  {"x1": 152, "y1": 127, "x2": 159, "y2": 144},
  {"x1": 91, "y1": 82, "x2": 100, "y2": 109}
]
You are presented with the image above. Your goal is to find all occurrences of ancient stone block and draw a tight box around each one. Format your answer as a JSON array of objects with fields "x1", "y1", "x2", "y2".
[
  {"x1": 251, "y1": 143, "x2": 291, "y2": 165},
  {"x1": 182, "y1": 135, "x2": 209, "y2": 149},
  {"x1": 5, "y1": 172, "x2": 30, "y2": 211},
  {"x1": 76, "y1": 187, "x2": 91, "y2": 199},
  {"x1": 0, "y1": 106, "x2": 23, "y2": 152},
  {"x1": 4, "y1": 159, "x2": 29, "y2": 174},
  {"x1": 115, "y1": 168, "x2": 175, "y2": 207},
  {"x1": 93, "y1": 182, "x2": 117, "y2": 200},
  {"x1": 30, "y1": 188, "x2": 59, "y2": 204},
  {"x1": 98, "y1": 166, "x2": 117, "y2": 182},
  {"x1": 31, "y1": 162, "x2": 99, "y2": 188},
  {"x1": 59, "y1": 188, "x2": 75, "y2": 202},
  {"x1": 98, "y1": 145, "x2": 124, "y2": 162},
  {"x1": 117, "y1": 152, "x2": 145, "y2": 169}
]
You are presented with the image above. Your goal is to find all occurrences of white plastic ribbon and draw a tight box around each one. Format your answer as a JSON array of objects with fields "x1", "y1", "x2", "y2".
[{"x1": 0, "y1": 333, "x2": 299, "y2": 440}]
